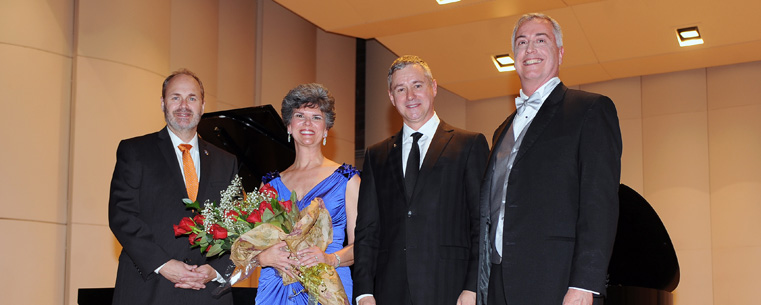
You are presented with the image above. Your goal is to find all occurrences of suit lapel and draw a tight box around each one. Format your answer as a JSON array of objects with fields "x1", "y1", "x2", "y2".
[
  {"x1": 197, "y1": 138, "x2": 211, "y2": 202},
  {"x1": 386, "y1": 131, "x2": 407, "y2": 199},
  {"x1": 514, "y1": 83, "x2": 567, "y2": 163},
  {"x1": 406, "y1": 122, "x2": 454, "y2": 205},
  {"x1": 157, "y1": 127, "x2": 188, "y2": 199},
  {"x1": 417, "y1": 121, "x2": 453, "y2": 180}
]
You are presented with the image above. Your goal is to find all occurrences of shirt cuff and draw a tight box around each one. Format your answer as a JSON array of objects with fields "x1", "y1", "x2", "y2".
[
  {"x1": 356, "y1": 294, "x2": 373, "y2": 304},
  {"x1": 155, "y1": 262, "x2": 167, "y2": 274},
  {"x1": 213, "y1": 269, "x2": 225, "y2": 283},
  {"x1": 569, "y1": 287, "x2": 599, "y2": 295}
]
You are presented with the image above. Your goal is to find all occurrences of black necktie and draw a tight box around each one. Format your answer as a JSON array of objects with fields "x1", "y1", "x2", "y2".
[{"x1": 405, "y1": 132, "x2": 423, "y2": 200}]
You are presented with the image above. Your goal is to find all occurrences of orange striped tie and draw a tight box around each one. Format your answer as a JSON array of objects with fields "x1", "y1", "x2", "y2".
[{"x1": 178, "y1": 144, "x2": 198, "y2": 202}]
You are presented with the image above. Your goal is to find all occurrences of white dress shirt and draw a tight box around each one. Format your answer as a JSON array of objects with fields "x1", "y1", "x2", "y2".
[{"x1": 401, "y1": 112, "x2": 440, "y2": 176}]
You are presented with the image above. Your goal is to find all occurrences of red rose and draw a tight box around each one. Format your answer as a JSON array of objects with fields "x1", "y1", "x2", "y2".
[
  {"x1": 173, "y1": 224, "x2": 185, "y2": 236},
  {"x1": 209, "y1": 224, "x2": 228, "y2": 239},
  {"x1": 282, "y1": 200, "x2": 293, "y2": 213},
  {"x1": 188, "y1": 233, "x2": 198, "y2": 245},
  {"x1": 246, "y1": 209, "x2": 262, "y2": 223},
  {"x1": 193, "y1": 214, "x2": 204, "y2": 226},
  {"x1": 180, "y1": 217, "x2": 194, "y2": 230},
  {"x1": 259, "y1": 201, "x2": 273, "y2": 214},
  {"x1": 225, "y1": 210, "x2": 240, "y2": 220},
  {"x1": 173, "y1": 217, "x2": 194, "y2": 236},
  {"x1": 260, "y1": 183, "x2": 278, "y2": 199}
]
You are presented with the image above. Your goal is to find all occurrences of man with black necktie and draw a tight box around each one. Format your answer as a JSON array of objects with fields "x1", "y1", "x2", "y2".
[
  {"x1": 354, "y1": 55, "x2": 490, "y2": 305},
  {"x1": 108, "y1": 69, "x2": 238, "y2": 305},
  {"x1": 476, "y1": 13, "x2": 622, "y2": 305}
]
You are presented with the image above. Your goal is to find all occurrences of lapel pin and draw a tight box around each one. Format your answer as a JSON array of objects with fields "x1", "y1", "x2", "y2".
[{"x1": 204, "y1": 149, "x2": 209, "y2": 155}]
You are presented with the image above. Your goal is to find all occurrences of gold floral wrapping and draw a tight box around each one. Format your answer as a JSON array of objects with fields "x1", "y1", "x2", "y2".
[{"x1": 230, "y1": 198, "x2": 349, "y2": 305}]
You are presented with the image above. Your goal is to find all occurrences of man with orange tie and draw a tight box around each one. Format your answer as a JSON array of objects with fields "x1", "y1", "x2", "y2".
[{"x1": 109, "y1": 69, "x2": 238, "y2": 305}]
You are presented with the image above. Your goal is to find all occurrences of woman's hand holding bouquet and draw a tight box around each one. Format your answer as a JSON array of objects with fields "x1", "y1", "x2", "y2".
[{"x1": 172, "y1": 175, "x2": 349, "y2": 305}]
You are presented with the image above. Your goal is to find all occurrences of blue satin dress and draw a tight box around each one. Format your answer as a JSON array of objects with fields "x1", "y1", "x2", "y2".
[{"x1": 255, "y1": 164, "x2": 358, "y2": 305}]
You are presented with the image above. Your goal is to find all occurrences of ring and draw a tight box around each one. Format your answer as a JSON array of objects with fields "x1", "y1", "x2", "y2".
[{"x1": 314, "y1": 255, "x2": 318, "y2": 261}]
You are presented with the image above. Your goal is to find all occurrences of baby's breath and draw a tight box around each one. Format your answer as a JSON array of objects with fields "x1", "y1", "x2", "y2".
[{"x1": 176, "y1": 174, "x2": 299, "y2": 257}]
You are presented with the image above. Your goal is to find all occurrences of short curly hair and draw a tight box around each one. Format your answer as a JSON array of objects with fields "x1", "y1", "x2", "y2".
[{"x1": 281, "y1": 83, "x2": 336, "y2": 130}]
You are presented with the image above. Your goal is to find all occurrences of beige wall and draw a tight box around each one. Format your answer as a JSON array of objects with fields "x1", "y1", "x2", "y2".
[
  {"x1": 0, "y1": 0, "x2": 73, "y2": 304},
  {"x1": 364, "y1": 40, "x2": 403, "y2": 146},
  {"x1": 316, "y1": 29, "x2": 357, "y2": 165},
  {"x1": 466, "y1": 60, "x2": 761, "y2": 305}
]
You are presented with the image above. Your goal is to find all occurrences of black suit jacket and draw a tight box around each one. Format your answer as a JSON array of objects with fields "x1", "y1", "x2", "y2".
[
  {"x1": 354, "y1": 121, "x2": 489, "y2": 305},
  {"x1": 476, "y1": 83, "x2": 622, "y2": 304},
  {"x1": 109, "y1": 127, "x2": 238, "y2": 305}
]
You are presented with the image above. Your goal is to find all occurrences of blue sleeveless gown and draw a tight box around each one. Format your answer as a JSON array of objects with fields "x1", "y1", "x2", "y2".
[{"x1": 255, "y1": 164, "x2": 359, "y2": 305}]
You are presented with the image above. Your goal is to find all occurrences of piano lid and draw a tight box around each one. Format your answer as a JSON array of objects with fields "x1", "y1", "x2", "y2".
[
  {"x1": 608, "y1": 184, "x2": 680, "y2": 292},
  {"x1": 197, "y1": 105, "x2": 295, "y2": 191}
]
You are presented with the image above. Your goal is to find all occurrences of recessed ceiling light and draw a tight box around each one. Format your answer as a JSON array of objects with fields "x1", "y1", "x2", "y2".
[
  {"x1": 437, "y1": 0, "x2": 460, "y2": 4},
  {"x1": 676, "y1": 26, "x2": 703, "y2": 47},
  {"x1": 492, "y1": 54, "x2": 515, "y2": 72}
]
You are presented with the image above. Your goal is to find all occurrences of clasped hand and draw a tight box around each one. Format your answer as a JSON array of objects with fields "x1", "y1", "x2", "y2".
[
  {"x1": 257, "y1": 242, "x2": 334, "y2": 279},
  {"x1": 159, "y1": 259, "x2": 216, "y2": 290}
]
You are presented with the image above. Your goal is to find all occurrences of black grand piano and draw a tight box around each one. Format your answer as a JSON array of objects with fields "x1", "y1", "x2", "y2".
[
  {"x1": 79, "y1": 106, "x2": 679, "y2": 304},
  {"x1": 197, "y1": 105, "x2": 296, "y2": 191},
  {"x1": 606, "y1": 184, "x2": 680, "y2": 304}
]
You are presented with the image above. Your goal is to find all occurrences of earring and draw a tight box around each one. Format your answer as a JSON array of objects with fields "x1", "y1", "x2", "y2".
[
  {"x1": 287, "y1": 132, "x2": 291, "y2": 143},
  {"x1": 322, "y1": 136, "x2": 327, "y2": 146}
]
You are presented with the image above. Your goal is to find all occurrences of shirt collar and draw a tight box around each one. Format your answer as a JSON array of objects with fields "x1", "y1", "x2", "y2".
[
  {"x1": 403, "y1": 112, "x2": 440, "y2": 142},
  {"x1": 518, "y1": 77, "x2": 561, "y2": 103},
  {"x1": 167, "y1": 127, "x2": 199, "y2": 149}
]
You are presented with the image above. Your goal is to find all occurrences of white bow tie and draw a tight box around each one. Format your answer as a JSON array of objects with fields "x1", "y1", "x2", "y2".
[{"x1": 516, "y1": 92, "x2": 542, "y2": 112}]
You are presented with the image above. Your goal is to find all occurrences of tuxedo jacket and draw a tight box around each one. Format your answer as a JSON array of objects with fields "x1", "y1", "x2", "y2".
[
  {"x1": 109, "y1": 127, "x2": 238, "y2": 305},
  {"x1": 354, "y1": 121, "x2": 489, "y2": 305},
  {"x1": 476, "y1": 83, "x2": 622, "y2": 304}
]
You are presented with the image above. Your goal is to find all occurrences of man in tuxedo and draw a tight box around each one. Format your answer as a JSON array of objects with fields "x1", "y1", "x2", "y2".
[
  {"x1": 354, "y1": 55, "x2": 489, "y2": 305},
  {"x1": 109, "y1": 69, "x2": 238, "y2": 305},
  {"x1": 477, "y1": 13, "x2": 622, "y2": 305}
]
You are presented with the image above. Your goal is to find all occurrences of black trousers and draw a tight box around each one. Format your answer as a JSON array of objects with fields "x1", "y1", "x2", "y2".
[
  {"x1": 486, "y1": 262, "x2": 604, "y2": 305},
  {"x1": 487, "y1": 263, "x2": 508, "y2": 305}
]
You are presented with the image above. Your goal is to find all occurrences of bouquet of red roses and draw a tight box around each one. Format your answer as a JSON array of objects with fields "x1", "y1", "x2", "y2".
[
  {"x1": 172, "y1": 175, "x2": 349, "y2": 305},
  {"x1": 172, "y1": 175, "x2": 299, "y2": 257},
  {"x1": 230, "y1": 197, "x2": 349, "y2": 305}
]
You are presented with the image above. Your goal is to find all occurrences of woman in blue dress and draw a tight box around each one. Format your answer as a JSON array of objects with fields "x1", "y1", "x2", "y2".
[{"x1": 254, "y1": 83, "x2": 359, "y2": 304}]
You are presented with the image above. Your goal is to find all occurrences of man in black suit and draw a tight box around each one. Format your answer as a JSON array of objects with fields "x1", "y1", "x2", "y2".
[
  {"x1": 109, "y1": 69, "x2": 238, "y2": 305},
  {"x1": 354, "y1": 55, "x2": 489, "y2": 305},
  {"x1": 477, "y1": 13, "x2": 622, "y2": 305}
]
